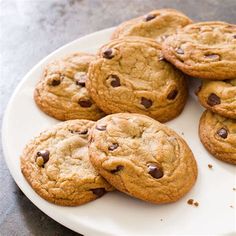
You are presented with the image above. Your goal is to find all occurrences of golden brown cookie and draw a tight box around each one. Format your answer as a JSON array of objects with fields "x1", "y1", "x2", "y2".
[
  {"x1": 87, "y1": 37, "x2": 188, "y2": 123},
  {"x1": 199, "y1": 110, "x2": 236, "y2": 165},
  {"x1": 111, "y1": 9, "x2": 192, "y2": 42},
  {"x1": 21, "y1": 120, "x2": 113, "y2": 206},
  {"x1": 162, "y1": 22, "x2": 236, "y2": 80},
  {"x1": 89, "y1": 113, "x2": 198, "y2": 204},
  {"x1": 34, "y1": 52, "x2": 105, "y2": 121},
  {"x1": 196, "y1": 79, "x2": 236, "y2": 119}
]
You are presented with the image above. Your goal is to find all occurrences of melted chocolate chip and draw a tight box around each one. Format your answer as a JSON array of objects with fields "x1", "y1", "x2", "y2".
[
  {"x1": 36, "y1": 150, "x2": 50, "y2": 166},
  {"x1": 78, "y1": 99, "x2": 92, "y2": 108},
  {"x1": 176, "y1": 48, "x2": 184, "y2": 54},
  {"x1": 207, "y1": 93, "x2": 221, "y2": 106},
  {"x1": 74, "y1": 72, "x2": 87, "y2": 87},
  {"x1": 103, "y1": 48, "x2": 114, "y2": 59},
  {"x1": 91, "y1": 188, "x2": 106, "y2": 197},
  {"x1": 75, "y1": 78, "x2": 86, "y2": 87},
  {"x1": 110, "y1": 165, "x2": 124, "y2": 174},
  {"x1": 148, "y1": 164, "x2": 163, "y2": 179},
  {"x1": 217, "y1": 128, "x2": 228, "y2": 139},
  {"x1": 108, "y1": 143, "x2": 119, "y2": 151},
  {"x1": 141, "y1": 97, "x2": 153, "y2": 109},
  {"x1": 51, "y1": 79, "x2": 61, "y2": 86},
  {"x1": 96, "y1": 124, "x2": 106, "y2": 131},
  {"x1": 109, "y1": 75, "x2": 121, "y2": 87},
  {"x1": 205, "y1": 54, "x2": 220, "y2": 60},
  {"x1": 144, "y1": 14, "x2": 156, "y2": 21},
  {"x1": 78, "y1": 129, "x2": 88, "y2": 135},
  {"x1": 167, "y1": 90, "x2": 178, "y2": 100}
]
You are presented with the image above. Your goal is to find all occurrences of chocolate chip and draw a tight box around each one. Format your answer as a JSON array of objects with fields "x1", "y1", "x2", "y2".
[
  {"x1": 103, "y1": 48, "x2": 114, "y2": 59},
  {"x1": 108, "y1": 75, "x2": 121, "y2": 87},
  {"x1": 91, "y1": 188, "x2": 106, "y2": 197},
  {"x1": 144, "y1": 14, "x2": 156, "y2": 21},
  {"x1": 36, "y1": 150, "x2": 50, "y2": 166},
  {"x1": 205, "y1": 54, "x2": 220, "y2": 60},
  {"x1": 148, "y1": 164, "x2": 163, "y2": 179},
  {"x1": 167, "y1": 89, "x2": 178, "y2": 100},
  {"x1": 233, "y1": 35, "x2": 236, "y2": 39},
  {"x1": 96, "y1": 124, "x2": 106, "y2": 131},
  {"x1": 51, "y1": 79, "x2": 61, "y2": 86},
  {"x1": 78, "y1": 99, "x2": 92, "y2": 108},
  {"x1": 78, "y1": 129, "x2": 88, "y2": 135},
  {"x1": 217, "y1": 128, "x2": 228, "y2": 139},
  {"x1": 141, "y1": 97, "x2": 153, "y2": 109},
  {"x1": 75, "y1": 72, "x2": 87, "y2": 87},
  {"x1": 110, "y1": 165, "x2": 124, "y2": 174},
  {"x1": 176, "y1": 48, "x2": 184, "y2": 54},
  {"x1": 207, "y1": 93, "x2": 221, "y2": 106},
  {"x1": 108, "y1": 143, "x2": 119, "y2": 151}
]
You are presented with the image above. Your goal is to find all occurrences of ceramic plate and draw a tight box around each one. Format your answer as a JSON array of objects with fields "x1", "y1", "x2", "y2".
[{"x1": 2, "y1": 28, "x2": 235, "y2": 236}]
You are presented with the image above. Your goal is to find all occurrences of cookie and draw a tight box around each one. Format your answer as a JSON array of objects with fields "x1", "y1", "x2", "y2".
[
  {"x1": 34, "y1": 52, "x2": 105, "y2": 121},
  {"x1": 197, "y1": 79, "x2": 236, "y2": 119},
  {"x1": 89, "y1": 113, "x2": 198, "y2": 204},
  {"x1": 199, "y1": 110, "x2": 236, "y2": 165},
  {"x1": 87, "y1": 37, "x2": 188, "y2": 123},
  {"x1": 111, "y1": 9, "x2": 192, "y2": 42},
  {"x1": 162, "y1": 22, "x2": 236, "y2": 80},
  {"x1": 21, "y1": 120, "x2": 113, "y2": 206}
]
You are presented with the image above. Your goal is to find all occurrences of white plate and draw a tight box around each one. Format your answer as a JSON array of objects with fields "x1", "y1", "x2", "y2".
[{"x1": 2, "y1": 28, "x2": 236, "y2": 236}]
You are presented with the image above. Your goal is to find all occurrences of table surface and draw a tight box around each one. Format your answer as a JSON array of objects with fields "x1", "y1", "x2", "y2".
[{"x1": 0, "y1": 0, "x2": 235, "y2": 235}]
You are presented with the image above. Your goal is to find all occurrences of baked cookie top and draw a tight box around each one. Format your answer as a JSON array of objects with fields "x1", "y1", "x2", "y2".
[
  {"x1": 111, "y1": 9, "x2": 192, "y2": 42},
  {"x1": 87, "y1": 37, "x2": 188, "y2": 123},
  {"x1": 34, "y1": 52, "x2": 105, "y2": 121},
  {"x1": 21, "y1": 120, "x2": 113, "y2": 206},
  {"x1": 199, "y1": 110, "x2": 236, "y2": 165},
  {"x1": 162, "y1": 22, "x2": 236, "y2": 80},
  {"x1": 197, "y1": 79, "x2": 236, "y2": 119},
  {"x1": 89, "y1": 113, "x2": 198, "y2": 204}
]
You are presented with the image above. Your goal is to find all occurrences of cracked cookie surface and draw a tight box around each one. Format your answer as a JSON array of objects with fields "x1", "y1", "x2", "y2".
[
  {"x1": 162, "y1": 22, "x2": 236, "y2": 80},
  {"x1": 87, "y1": 37, "x2": 188, "y2": 123},
  {"x1": 197, "y1": 79, "x2": 236, "y2": 119},
  {"x1": 199, "y1": 110, "x2": 236, "y2": 165},
  {"x1": 111, "y1": 9, "x2": 192, "y2": 42},
  {"x1": 21, "y1": 120, "x2": 113, "y2": 206},
  {"x1": 89, "y1": 113, "x2": 197, "y2": 204},
  {"x1": 34, "y1": 52, "x2": 105, "y2": 121}
]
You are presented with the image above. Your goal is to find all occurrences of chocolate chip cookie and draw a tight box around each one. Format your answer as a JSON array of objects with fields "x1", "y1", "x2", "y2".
[
  {"x1": 199, "y1": 110, "x2": 236, "y2": 165},
  {"x1": 21, "y1": 120, "x2": 113, "y2": 206},
  {"x1": 196, "y1": 79, "x2": 236, "y2": 119},
  {"x1": 111, "y1": 9, "x2": 192, "y2": 42},
  {"x1": 89, "y1": 113, "x2": 198, "y2": 204},
  {"x1": 162, "y1": 22, "x2": 236, "y2": 80},
  {"x1": 34, "y1": 52, "x2": 105, "y2": 121},
  {"x1": 87, "y1": 37, "x2": 188, "y2": 122}
]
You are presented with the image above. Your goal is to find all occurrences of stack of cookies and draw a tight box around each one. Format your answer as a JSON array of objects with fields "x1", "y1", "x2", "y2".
[
  {"x1": 21, "y1": 8, "x2": 235, "y2": 207},
  {"x1": 161, "y1": 21, "x2": 236, "y2": 165}
]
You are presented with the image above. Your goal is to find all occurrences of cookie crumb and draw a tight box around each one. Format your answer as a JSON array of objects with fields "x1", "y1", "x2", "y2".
[
  {"x1": 187, "y1": 199, "x2": 194, "y2": 205},
  {"x1": 233, "y1": 188, "x2": 236, "y2": 191},
  {"x1": 230, "y1": 205, "x2": 234, "y2": 208},
  {"x1": 208, "y1": 164, "x2": 213, "y2": 169},
  {"x1": 187, "y1": 199, "x2": 199, "y2": 207},
  {"x1": 181, "y1": 132, "x2": 184, "y2": 135}
]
